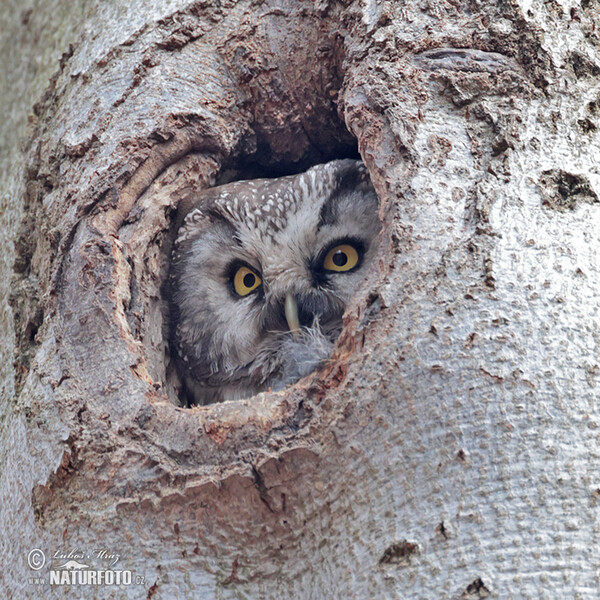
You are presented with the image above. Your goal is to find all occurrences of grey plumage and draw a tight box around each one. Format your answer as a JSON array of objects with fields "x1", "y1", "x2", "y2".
[{"x1": 168, "y1": 159, "x2": 380, "y2": 405}]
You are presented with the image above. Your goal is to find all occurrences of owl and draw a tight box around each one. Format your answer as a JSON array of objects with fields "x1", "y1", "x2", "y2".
[{"x1": 168, "y1": 159, "x2": 380, "y2": 405}]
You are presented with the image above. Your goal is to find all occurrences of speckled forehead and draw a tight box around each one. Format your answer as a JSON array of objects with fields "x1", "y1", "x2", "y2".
[
  {"x1": 217, "y1": 186, "x2": 296, "y2": 233},
  {"x1": 214, "y1": 169, "x2": 328, "y2": 230},
  {"x1": 177, "y1": 164, "x2": 338, "y2": 247}
]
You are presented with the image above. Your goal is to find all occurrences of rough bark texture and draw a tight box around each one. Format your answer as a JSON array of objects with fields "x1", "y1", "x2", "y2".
[{"x1": 1, "y1": 0, "x2": 599, "y2": 598}]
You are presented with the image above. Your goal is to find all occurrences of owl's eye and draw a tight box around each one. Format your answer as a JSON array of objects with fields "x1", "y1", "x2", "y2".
[
  {"x1": 232, "y1": 266, "x2": 262, "y2": 296},
  {"x1": 323, "y1": 244, "x2": 360, "y2": 272}
]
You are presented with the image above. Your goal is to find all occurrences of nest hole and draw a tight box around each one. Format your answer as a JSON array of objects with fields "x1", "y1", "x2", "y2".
[{"x1": 159, "y1": 129, "x2": 381, "y2": 408}]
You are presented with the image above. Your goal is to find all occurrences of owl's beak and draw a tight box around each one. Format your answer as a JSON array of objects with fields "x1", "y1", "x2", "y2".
[{"x1": 284, "y1": 293, "x2": 301, "y2": 337}]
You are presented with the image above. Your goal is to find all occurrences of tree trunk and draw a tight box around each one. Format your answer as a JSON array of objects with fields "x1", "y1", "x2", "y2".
[{"x1": 2, "y1": 0, "x2": 599, "y2": 598}]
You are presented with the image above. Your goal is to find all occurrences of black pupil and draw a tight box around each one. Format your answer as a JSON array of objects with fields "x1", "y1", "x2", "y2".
[
  {"x1": 333, "y1": 250, "x2": 348, "y2": 267},
  {"x1": 243, "y1": 272, "x2": 256, "y2": 288}
]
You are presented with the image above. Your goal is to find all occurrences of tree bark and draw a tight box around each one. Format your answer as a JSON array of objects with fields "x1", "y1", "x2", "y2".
[{"x1": 2, "y1": 0, "x2": 599, "y2": 598}]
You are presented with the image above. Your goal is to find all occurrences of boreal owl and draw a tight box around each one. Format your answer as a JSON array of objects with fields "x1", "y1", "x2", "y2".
[{"x1": 168, "y1": 159, "x2": 380, "y2": 405}]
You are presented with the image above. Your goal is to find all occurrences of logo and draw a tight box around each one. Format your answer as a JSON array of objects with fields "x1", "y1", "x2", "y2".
[
  {"x1": 27, "y1": 547, "x2": 145, "y2": 588},
  {"x1": 56, "y1": 559, "x2": 90, "y2": 570},
  {"x1": 27, "y1": 549, "x2": 46, "y2": 571}
]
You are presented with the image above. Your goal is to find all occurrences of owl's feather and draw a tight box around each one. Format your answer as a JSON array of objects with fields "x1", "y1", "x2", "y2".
[{"x1": 269, "y1": 325, "x2": 335, "y2": 390}]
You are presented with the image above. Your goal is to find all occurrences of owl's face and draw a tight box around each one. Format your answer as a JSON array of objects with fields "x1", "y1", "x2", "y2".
[{"x1": 169, "y1": 159, "x2": 380, "y2": 405}]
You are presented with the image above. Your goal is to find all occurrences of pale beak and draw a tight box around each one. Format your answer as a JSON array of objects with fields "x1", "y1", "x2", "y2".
[{"x1": 284, "y1": 293, "x2": 301, "y2": 337}]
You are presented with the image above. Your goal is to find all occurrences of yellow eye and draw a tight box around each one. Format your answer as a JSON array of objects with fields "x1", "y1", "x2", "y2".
[
  {"x1": 323, "y1": 244, "x2": 360, "y2": 272},
  {"x1": 232, "y1": 266, "x2": 262, "y2": 296}
]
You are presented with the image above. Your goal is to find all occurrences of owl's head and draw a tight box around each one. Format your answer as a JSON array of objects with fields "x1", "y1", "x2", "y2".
[{"x1": 169, "y1": 159, "x2": 380, "y2": 405}]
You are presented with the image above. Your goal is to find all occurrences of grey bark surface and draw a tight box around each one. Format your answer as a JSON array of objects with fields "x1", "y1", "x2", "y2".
[{"x1": 1, "y1": 0, "x2": 599, "y2": 599}]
